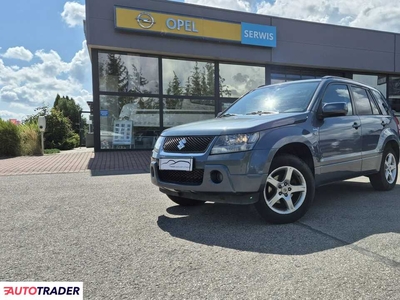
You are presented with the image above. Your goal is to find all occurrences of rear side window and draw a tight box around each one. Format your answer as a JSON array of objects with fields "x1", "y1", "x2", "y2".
[
  {"x1": 351, "y1": 86, "x2": 373, "y2": 115},
  {"x1": 371, "y1": 90, "x2": 390, "y2": 115},
  {"x1": 321, "y1": 84, "x2": 353, "y2": 115}
]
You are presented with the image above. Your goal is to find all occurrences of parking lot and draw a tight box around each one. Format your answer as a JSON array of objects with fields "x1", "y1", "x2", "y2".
[{"x1": 0, "y1": 168, "x2": 399, "y2": 299}]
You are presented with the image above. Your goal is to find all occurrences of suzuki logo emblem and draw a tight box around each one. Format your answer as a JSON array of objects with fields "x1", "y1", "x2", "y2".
[
  {"x1": 136, "y1": 12, "x2": 155, "y2": 29},
  {"x1": 177, "y1": 138, "x2": 187, "y2": 150}
]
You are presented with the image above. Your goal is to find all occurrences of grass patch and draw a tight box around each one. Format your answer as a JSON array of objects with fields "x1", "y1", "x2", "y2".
[{"x1": 44, "y1": 149, "x2": 60, "y2": 155}]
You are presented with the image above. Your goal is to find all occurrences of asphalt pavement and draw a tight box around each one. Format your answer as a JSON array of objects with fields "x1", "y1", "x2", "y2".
[{"x1": 0, "y1": 173, "x2": 399, "y2": 299}]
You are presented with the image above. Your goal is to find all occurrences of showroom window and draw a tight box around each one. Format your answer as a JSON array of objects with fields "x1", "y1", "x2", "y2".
[
  {"x1": 388, "y1": 76, "x2": 400, "y2": 112},
  {"x1": 99, "y1": 53, "x2": 159, "y2": 94},
  {"x1": 219, "y1": 63, "x2": 265, "y2": 98},
  {"x1": 162, "y1": 58, "x2": 215, "y2": 96},
  {"x1": 99, "y1": 95, "x2": 160, "y2": 150},
  {"x1": 163, "y1": 99, "x2": 215, "y2": 128}
]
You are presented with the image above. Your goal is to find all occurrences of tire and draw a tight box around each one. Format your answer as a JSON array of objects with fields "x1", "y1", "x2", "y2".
[
  {"x1": 369, "y1": 147, "x2": 398, "y2": 191},
  {"x1": 167, "y1": 195, "x2": 205, "y2": 206},
  {"x1": 254, "y1": 154, "x2": 315, "y2": 224}
]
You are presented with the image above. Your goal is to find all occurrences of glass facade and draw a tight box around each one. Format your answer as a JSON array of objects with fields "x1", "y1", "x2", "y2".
[{"x1": 94, "y1": 50, "x2": 397, "y2": 150}]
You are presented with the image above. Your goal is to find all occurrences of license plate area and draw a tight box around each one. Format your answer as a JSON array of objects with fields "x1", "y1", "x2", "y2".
[{"x1": 159, "y1": 158, "x2": 193, "y2": 171}]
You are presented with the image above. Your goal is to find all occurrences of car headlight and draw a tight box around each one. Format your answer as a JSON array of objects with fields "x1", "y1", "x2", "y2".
[
  {"x1": 153, "y1": 136, "x2": 164, "y2": 153},
  {"x1": 211, "y1": 132, "x2": 259, "y2": 154}
]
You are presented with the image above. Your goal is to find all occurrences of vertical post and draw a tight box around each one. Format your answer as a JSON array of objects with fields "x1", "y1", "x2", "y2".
[{"x1": 41, "y1": 131, "x2": 44, "y2": 155}]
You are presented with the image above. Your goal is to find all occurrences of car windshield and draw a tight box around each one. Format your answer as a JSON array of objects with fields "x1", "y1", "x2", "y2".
[{"x1": 223, "y1": 81, "x2": 320, "y2": 115}]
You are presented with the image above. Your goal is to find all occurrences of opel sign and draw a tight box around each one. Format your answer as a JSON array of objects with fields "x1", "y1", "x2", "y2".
[{"x1": 136, "y1": 12, "x2": 155, "y2": 29}]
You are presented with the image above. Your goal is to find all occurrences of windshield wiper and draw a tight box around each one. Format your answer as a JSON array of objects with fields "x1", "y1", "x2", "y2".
[{"x1": 246, "y1": 110, "x2": 278, "y2": 115}]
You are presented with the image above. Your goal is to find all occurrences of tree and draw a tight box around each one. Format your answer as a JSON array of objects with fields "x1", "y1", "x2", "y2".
[
  {"x1": 105, "y1": 53, "x2": 128, "y2": 92},
  {"x1": 190, "y1": 62, "x2": 202, "y2": 96},
  {"x1": 53, "y1": 96, "x2": 83, "y2": 134},
  {"x1": 205, "y1": 63, "x2": 215, "y2": 95},
  {"x1": 44, "y1": 108, "x2": 79, "y2": 150},
  {"x1": 166, "y1": 72, "x2": 182, "y2": 109}
]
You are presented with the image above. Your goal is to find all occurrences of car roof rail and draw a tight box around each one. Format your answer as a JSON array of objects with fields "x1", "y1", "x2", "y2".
[{"x1": 322, "y1": 75, "x2": 352, "y2": 80}]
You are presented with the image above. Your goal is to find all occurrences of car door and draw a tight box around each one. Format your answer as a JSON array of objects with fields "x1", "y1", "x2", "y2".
[
  {"x1": 349, "y1": 85, "x2": 388, "y2": 172},
  {"x1": 316, "y1": 83, "x2": 362, "y2": 184}
]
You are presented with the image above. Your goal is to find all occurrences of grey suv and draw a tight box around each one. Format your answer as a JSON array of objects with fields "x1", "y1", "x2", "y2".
[{"x1": 150, "y1": 76, "x2": 400, "y2": 224}]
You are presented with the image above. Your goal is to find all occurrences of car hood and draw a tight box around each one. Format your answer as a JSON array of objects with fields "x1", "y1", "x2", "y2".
[{"x1": 161, "y1": 112, "x2": 309, "y2": 136}]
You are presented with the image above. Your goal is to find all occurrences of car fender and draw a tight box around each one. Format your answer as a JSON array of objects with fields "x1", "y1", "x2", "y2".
[{"x1": 254, "y1": 125, "x2": 318, "y2": 174}]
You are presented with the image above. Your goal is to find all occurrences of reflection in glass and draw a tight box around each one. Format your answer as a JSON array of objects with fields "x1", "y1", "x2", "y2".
[
  {"x1": 163, "y1": 99, "x2": 215, "y2": 128},
  {"x1": 163, "y1": 59, "x2": 214, "y2": 96},
  {"x1": 219, "y1": 64, "x2": 265, "y2": 98},
  {"x1": 100, "y1": 95, "x2": 160, "y2": 149},
  {"x1": 322, "y1": 84, "x2": 353, "y2": 115},
  {"x1": 224, "y1": 81, "x2": 319, "y2": 114},
  {"x1": 388, "y1": 76, "x2": 400, "y2": 112},
  {"x1": 351, "y1": 87, "x2": 372, "y2": 115},
  {"x1": 99, "y1": 53, "x2": 159, "y2": 93}
]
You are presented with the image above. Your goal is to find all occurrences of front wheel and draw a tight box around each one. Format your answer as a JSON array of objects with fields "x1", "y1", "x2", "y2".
[
  {"x1": 254, "y1": 154, "x2": 315, "y2": 224},
  {"x1": 369, "y1": 147, "x2": 398, "y2": 191},
  {"x1": 167, "y1": 195, "x2": 205, "y2": 206}
]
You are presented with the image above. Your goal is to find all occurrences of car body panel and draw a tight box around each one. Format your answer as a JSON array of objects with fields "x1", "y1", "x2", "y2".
[{"x1": 150, "y1": 77, "x2": 400, "y2": 205}]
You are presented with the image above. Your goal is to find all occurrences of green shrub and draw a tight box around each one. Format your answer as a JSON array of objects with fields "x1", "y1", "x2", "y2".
[
  {"x1": 0, "y1": 119, "x2": 21, "y2": 157},
  {"x1": 44, "y1": 148, "x2": 60, "y2": 154},
  {"x1": 44, "y1": 109, "x2": 79, "y2": 150},
  {"x1": 19, "y1": 123, "x2": 42, "y2": 156}
]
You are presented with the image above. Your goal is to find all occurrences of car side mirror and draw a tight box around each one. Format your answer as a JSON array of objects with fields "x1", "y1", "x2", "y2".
[{"x1": 321, "y1": 102, "x2": 348, "y2": 118}]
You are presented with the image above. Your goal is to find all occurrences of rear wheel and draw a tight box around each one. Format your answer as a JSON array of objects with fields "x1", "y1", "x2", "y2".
[
  {"x1": 167, "y1": 195, "x2": 205, "y2": 206},
  {"x1": 369, "y1": 147, "x2": 398, "y2": 191},
  {"x1": 255, "y1": 154, "x2": 315, "y2": 224}
]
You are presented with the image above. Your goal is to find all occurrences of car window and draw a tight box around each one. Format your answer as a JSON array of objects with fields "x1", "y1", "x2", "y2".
[
  {"x1": 223, "y1": 81, "x2": 320, "y2": 115},
  {"x1": 371, "y1": 90, "x2": 390, "y2": 115},
  {"x1": 321, "y1": 84, "x2": 353, "y2": 115},
  {"x1": 351, "y1": 86, "x2": 373, "y2": 115},
  {"x1": 367, "y1": 91, "x2": 381, "y2": 115}
]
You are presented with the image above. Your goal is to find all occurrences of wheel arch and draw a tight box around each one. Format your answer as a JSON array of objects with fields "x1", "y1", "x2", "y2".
[{"x1": 268, "y1": 142, "x2": 315, "y2": 176}]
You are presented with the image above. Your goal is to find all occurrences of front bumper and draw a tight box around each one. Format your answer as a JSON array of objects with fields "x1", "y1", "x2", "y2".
[{"x1": 150, "y1": 152, "x2": 268, "y2": 205}]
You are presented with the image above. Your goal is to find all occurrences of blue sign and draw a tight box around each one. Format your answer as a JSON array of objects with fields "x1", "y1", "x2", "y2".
[
  {"x1": 241, "y1": 23, "x2": 276, "y2": 48},
  {"x1": 100, "y1": 110, "x2": 109, "y2": 117}
]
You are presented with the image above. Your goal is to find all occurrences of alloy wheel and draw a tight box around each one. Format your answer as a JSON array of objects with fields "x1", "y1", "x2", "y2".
[
  {"x1": 384, "y1": 153, "x2": 397, "y2": 184},
  {"x1": 264, "y1": 166, "x2": 307, "y2": 215}
]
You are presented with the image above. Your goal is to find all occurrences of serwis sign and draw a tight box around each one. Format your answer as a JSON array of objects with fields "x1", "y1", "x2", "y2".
[{"x1": 115, "y1": 6, "x2": 277, "y2": 48}]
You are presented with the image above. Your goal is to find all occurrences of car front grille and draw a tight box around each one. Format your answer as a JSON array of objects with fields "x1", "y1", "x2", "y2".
[
  {"x1": 158, "y1": 169, "x2": 204, "y2": 185},
  {"x1": 163, "y1": 136, "x2": 214, "y2": 153}
]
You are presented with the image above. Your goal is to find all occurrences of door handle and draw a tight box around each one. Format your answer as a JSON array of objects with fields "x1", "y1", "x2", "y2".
[{"x1": 352, "y1": 122, "x2": 361, "y2": 129}]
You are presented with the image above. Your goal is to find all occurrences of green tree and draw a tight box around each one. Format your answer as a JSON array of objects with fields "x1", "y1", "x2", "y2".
[
  {"x1": 53, "y1": 96, "x2": 83, "y2": 134},
  {"x1": 185, "y1": 76, "x2": 191, "y2": 96},
  {"x1": 44, "y1": 108, "x2": 79, "y2": 150},
  {"x1": 219, "y1": 75, "x2": 232, "y2": 97}
]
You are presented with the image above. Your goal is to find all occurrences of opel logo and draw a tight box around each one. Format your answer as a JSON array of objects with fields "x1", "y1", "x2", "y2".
[
  {"x1": 136, "y1": 12, "x2": 155, "y2": 29},
  {"x1": 177, "y1": 138, "x2": 187, "y2": 150}
]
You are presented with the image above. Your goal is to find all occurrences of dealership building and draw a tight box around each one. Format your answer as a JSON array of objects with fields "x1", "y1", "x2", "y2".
[{"x1": 84, "y1": 0, "x2": 400, "y2": 152}]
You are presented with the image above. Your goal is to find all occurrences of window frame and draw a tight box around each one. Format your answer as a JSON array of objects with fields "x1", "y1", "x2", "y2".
[
  {"x1": 318, "y1": 83, "x2": 354, "y2": 117},
  {"x1": 349, "y1": 85, "x2": 379, "y2": 116}
]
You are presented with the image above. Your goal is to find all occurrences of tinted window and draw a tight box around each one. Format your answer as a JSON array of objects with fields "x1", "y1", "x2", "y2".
[
  {"x1": 321, "y1": 84, "x2": 353, "y2": 115},
  {"x1": 224, "y1": 81, "x2": 319, "y2": 114},
  {"x1": 351, "y1": 87, "x2": 373, "y2": 115},
  {"x1": 368, "y1": 91, "x2": 381, "y2": 115},
  {"x1": 371, "y1": 90, "x2": 390, "y2": 115}
]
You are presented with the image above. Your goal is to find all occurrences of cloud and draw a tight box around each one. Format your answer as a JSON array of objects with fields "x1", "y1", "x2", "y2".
[
  {"x1": 184, "y1": 0, "x2": 400, "y2": 33},
  {"x1": 61, "y1": 1, "x2": 85, "y2": 27},
  {"x1": 0, "y1": 40, "x2": 92, "y2": 115},
  {"x1": 2, "y1": 46, "x2": 34, "y2": 61},
  {"x1": 0, "y1": 110, "x2": 26, "y2": 120},
  {"x1": 185, "y1": 0, "x2": 251, "y2": 12}
]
